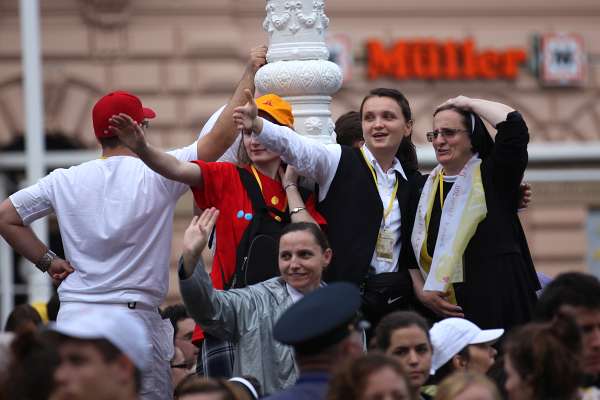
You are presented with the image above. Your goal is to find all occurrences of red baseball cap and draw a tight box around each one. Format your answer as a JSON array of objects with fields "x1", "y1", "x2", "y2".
[{"x1": 92, "y1": 91, "x2": 156, "y2": 138}]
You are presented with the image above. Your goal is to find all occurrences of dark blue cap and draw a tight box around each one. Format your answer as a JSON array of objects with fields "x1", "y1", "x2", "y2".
[{"x1": 273, "y1": 282, "x2": 361, "y2": 355}]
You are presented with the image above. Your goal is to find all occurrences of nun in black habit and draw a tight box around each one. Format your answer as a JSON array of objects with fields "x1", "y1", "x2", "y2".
[{"x1": 407, "y1": 96, "x2": 540, "y2": 331}]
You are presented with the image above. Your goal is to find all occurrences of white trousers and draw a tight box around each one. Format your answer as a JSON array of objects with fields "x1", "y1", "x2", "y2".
[{"x1": 58, "y1": 302, "x2": 175, "y2": 400}]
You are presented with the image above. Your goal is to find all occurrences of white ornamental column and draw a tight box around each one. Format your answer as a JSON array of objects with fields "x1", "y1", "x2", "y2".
[{"x1": 255, "y1": 0, "x2": 342, "y2": 144}]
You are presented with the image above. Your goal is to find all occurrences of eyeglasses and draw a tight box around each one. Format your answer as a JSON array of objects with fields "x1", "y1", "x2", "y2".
[{"x1": 426, "y1": 128, "x2": 468, "y2": 142}]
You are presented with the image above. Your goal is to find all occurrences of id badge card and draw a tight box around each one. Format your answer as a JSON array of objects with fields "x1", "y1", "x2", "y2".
[{"x1": 376, "y1": 228, "x2": 395, "y2": 262}]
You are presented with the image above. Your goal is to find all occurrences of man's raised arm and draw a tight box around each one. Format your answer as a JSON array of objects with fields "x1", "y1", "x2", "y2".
[{"x1": 196, "y1": 45, "x2": 267, "y2": 161}]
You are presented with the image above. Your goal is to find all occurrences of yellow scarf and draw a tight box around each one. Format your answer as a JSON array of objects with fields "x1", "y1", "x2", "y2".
[{"x1": 411, "y1": 155, "x2": 487, "y2": 295}]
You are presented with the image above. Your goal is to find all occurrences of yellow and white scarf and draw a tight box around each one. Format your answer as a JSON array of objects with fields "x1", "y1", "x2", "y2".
[{"x1": 411, "y1": 155, "x2": 487, "y2": 294}]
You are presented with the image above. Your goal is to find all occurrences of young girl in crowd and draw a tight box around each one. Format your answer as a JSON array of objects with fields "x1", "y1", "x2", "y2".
[
  {"x1": 374, "y1": 311, "x2": 434, "y2": 400},
  {"x1": 428, "y1": 318, "x2": 503, "y2": 390}
]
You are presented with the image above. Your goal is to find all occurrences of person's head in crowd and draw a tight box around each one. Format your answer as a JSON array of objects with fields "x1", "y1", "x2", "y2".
[
  {"x1": 327, "y1": 353, "x2": 414, "y2": 400},
  {"x1": 50, "y1": 308, "x2": 149, "y2": 400},
  {"x1": 171, "y1": 346, "x2": 191, "y2": 390},
  {"x1": 237, "y1": 93, "x2": 293, "y2": 166},
  {"x1": 162, "y1": 303, "x2": 198, "y2": 370},
  {"x1": 435, "y1": 372, "x2": 501, "y2": 400},
  {"x1": 228, "y1": 377, "x2": 260, "y2": 400},
  {"x1": 429, "y1": 318, "x2": 503, "y2": 384},
  {"x1": 429, "y1": 102, "x2": 494, "y2": 175},
  {"x1": 277, "y1": 222, "x2": 332, "y2": 294},
  {"x1": 375, "y1": 311, "x2": 432, "y2": 399},
  {"x1": 174, "y1": 375, "x2": 251, "y2": 400},
  {"x1": 4, "y1": 303, "x2": 42, "y2": 333},
  {"x1": 359, "y1": 88, "x2": 418, "y2": 171},
  {"x1": 92, "y1": 91, "x2": 156, "y2": 150},
  {"x1": 0, "y1": 330, "x2": 59, "y2": 400},
  {"x1": 335, "y1": 111, "x2": 364, "y2": 148},
  {"x1": 534, "y1": 272, "x2": 600, "y2": 378},
  {"x1": 503, "y1": 314, "x2": 582, "y2": 400},
  {"x1": 274, "y1": 282, "x2": 365, "y2": 372}
]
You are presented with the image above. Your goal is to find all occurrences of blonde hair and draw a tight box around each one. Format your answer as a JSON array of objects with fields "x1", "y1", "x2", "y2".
[
  {"x1": 236, "y1": 134, "x2": 251, "y2": 166},
  {"x1": 435, "y1": 372, "x2": 501, "y2": 400}
]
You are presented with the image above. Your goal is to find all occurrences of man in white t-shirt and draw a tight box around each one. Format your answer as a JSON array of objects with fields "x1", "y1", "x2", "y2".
[
  {"x1": 0, "y1": 91, "x2": 192, "y2": 399},
  {"x1": 0, "y1": 54, "x2": 264, "y2": 400}
]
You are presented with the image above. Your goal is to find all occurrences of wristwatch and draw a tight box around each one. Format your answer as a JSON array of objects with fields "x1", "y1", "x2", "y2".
[
  {"x1": 35, "y1": 249, "x2": 57, "y2": 273},
  {"x1": 289, "y1": 207, "x2": 306, "y2": 215}
]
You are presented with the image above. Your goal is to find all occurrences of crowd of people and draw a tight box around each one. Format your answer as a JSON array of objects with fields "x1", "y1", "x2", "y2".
[{"x1": 0, "y1": 44, "x2": 599, "y2": 400}]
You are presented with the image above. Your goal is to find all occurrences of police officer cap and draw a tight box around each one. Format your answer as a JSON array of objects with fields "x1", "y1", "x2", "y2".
[{"x1": 274, "y1": 282, "x2": 361, "y2": 355}]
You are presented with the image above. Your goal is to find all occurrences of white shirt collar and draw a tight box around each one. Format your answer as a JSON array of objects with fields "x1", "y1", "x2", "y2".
[
  {"x1": 361, "y1": 145, "x2": 407, "y2": 181},
  {"x1": 285, "y1": 282, "x2": 326, "y2": 303},
  {"x1": 286, "y1": 283, "x2": 305, "y2": 303},
  {"x1": 442, "y1": 174, "x2": 458, "y2": 183}
]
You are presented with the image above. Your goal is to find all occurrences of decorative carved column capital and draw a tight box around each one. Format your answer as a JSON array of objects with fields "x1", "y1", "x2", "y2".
[
  {"x1": 255, "y1": 59, "x2": 342, "y2": 96},
  {"x1": 259, "y1": 0, "x2": 342, "y2": 142}
]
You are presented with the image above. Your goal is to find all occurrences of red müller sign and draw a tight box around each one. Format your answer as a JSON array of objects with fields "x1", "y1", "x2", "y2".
[{"x1": 366, "y1": 38, "x2": 527, "y2": 80}]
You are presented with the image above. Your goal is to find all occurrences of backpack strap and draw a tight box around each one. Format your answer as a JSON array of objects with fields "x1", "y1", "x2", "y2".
[
  {"x1": 228, "y1": 168, "x2": 282, "y2": 289},
  {"x1": 229, "y1": 168, "x2": 313, "y2": 289},
  {"x1": 238, "y1": 167, "x2": 268, "y2": 213}
]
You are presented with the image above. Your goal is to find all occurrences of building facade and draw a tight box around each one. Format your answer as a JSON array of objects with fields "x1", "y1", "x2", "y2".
[{"x1": 0, "y1": 0, "x2": 599, "y2": 303}]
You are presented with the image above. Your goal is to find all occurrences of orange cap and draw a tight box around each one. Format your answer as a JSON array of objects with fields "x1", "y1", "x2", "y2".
[{"x1": 256, "y1": 94, "x2": 294, "y2": 128}]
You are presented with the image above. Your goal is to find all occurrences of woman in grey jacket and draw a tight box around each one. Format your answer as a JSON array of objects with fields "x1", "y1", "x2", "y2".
[{"x1": 178, "y1": 208, "x2": 334, "y2": 395}]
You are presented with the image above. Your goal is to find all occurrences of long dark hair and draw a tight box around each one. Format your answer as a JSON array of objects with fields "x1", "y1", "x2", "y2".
[
  {"x1": 504, "y1": 315, "x2": 582, "y2": 400},
  {"x1": 359, "y1": 88, "x2": 418, "y2": 172},
  {"x1": 327, "y1": 353, "x2": 414, "y2": 400}
]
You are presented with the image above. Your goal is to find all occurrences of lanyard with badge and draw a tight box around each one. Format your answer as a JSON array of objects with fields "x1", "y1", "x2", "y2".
[
  {"x1": 425, "y1": 170, "x2": 449, "y2": 230},
  {"x1": 360, "y1": 148, "x2": 398, "y2": 262}
]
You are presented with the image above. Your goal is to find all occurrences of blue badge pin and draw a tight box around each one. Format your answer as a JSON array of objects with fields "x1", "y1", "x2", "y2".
[
  {"x1": 244, "y1": 213, "x2": 253, "y2": 221},
  {"x1": 236, "y1": 210, "x2": 244, "y2": 219}
]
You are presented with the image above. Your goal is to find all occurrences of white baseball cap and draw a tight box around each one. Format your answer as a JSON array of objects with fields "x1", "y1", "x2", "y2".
[
  {"x1": 229, "y1": 377, "x2": 260, "y2": 399},
  {"x1": 50, "y1": 308, "x2": 149, "y2": 370},
  {"x1": 430, "y1": 318, "x2": 503, "y2": 374}
]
